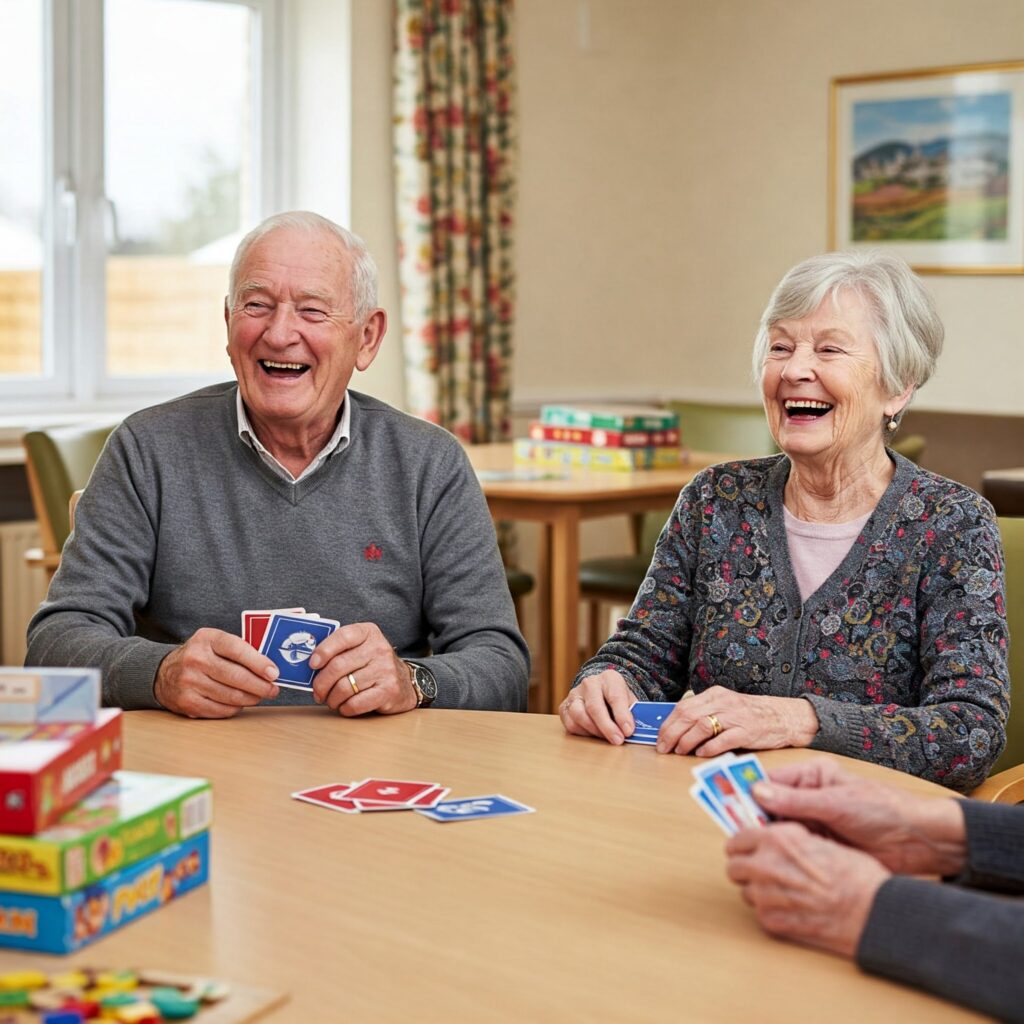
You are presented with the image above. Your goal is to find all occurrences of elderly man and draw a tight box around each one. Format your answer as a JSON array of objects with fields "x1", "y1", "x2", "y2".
[{"x1": 27, "y1": 211, "x2": 529, "y2": 717}]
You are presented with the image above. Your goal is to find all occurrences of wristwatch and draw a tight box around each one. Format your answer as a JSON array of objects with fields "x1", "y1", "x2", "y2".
[{"x1": 405, "y1": 660, "x2": 438, "y2": 708}]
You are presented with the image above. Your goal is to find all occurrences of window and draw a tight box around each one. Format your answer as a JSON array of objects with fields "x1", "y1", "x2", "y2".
[{"x1": 0, "y1": 0, "x2": 282, "y2": 408}]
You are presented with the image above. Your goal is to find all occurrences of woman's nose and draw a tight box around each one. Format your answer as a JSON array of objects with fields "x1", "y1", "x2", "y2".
[{"x1": 780, "y1": 349, "x2": 816, "y2": 382}]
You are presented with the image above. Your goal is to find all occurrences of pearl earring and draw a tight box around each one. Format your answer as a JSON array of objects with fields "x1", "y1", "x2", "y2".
[{"x1": 886, "y1": 417, "x2": 898, "y2": 432}]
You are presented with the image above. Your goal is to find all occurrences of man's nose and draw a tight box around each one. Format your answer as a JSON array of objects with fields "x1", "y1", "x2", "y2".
[{"x1": 263, "y1": 304, "x2": 300, "y2": 345}]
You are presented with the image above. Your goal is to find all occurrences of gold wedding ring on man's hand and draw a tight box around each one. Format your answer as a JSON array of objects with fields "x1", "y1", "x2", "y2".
[
  {"x1": 706, "y1": 714, "x2": 722, "y2": 737},
  {"x1": 348, "y1": 673, "x2": 359, "y2": 695}
]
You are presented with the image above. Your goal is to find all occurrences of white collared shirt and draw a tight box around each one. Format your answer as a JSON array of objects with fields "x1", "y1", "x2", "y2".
[{"x1": 235, "y1": 388, "x2": 351, "y2": 484}]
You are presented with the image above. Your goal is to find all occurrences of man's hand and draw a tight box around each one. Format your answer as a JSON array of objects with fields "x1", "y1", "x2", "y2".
[
  {"x1": 725, "y1": 822, "x2": 889, "y2": 958},
  {"x1": 558, "y1": 670, "x2": 638, "y2": 745},
  {"x1": 155, "y1": 628, "x2": 280, "y2": 718},
  {"x1": 655, "y1": 686, "x2": 820, "y2": 756},
  {"x1": 750, "y1": 760, "x2": 968, "y2": 877},
  {"x1": 309, "y1": 622, "x2": 417, "y2": 715}
]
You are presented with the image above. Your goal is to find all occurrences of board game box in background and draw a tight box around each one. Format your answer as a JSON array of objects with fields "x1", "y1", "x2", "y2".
[
  {"x1": 0, "y1": 668, "x2": 100, "y2": 725},
  {"x1": 527, "y1": 422, "x2": 681, "y2": 449},
  {"x1": 0, "y1": 830, "x2": 210, "y2": 953},
  {"x1": 539, "y1": 403, "x2": 679, "y2": 432},
  {"x1": 0, "y1": 771, "x2": 212, "y2": 896},
  {"x1": 0, "y1": 708, "x2": 123, "y2": 835},
  {"x1": 514, "y1": 438, "x2": 682, "y2": 472}
]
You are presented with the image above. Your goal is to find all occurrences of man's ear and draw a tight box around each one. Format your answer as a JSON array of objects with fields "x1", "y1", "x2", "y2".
[{"x1": 355, "y1": 309, "x2": 388, "y2": 372}]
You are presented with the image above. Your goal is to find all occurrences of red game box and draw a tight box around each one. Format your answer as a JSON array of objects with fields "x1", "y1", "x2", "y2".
[{"x1": 0, "y1": 709, "x2": 123, "y2": 835}]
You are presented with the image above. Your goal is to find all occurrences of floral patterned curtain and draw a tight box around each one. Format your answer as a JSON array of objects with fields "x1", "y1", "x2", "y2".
[{"x1": 393, "y1": 0, "x2": 516, "y2": 443}]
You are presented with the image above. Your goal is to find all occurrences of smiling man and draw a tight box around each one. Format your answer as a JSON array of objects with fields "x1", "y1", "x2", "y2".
[{"x1": 27, "y1": 212, "x2": 530, "y2": 717}]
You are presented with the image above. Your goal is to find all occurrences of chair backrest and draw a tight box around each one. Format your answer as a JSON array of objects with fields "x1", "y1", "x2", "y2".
[
  {"x1": 890, "y1": 433, "x2": 926, "y2": 463},
  {"x1": 992, "y1": 516, "x2": 1024, "y2": 774},
  {"x1": 22, "y1": 424, "x2": 116, "y2": 554},
  {"x1": 665, "y1": 400, "x2": 777, "y2": 458}
]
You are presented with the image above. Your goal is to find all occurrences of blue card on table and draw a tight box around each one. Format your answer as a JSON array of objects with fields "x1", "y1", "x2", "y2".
[
  {"x1": 415, "y1": 795, "x2": 535, "y2": 822},
  {"x1": 259, "y1": 613, "x2": 340, "y2": 690}
]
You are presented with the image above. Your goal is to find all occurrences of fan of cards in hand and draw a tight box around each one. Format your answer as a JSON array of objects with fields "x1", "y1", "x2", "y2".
[
  {"x1": 242, "y1": 607, "x2": 340, "y2": 690},
  {"x1": 689, "y1": 752, "x2": 772, "y2": 836}
]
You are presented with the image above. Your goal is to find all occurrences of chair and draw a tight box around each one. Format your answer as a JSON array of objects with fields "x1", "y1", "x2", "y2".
[
  {"x1": 22, "y1": 424, "x2": 116, "y2": 578},
  {"x1": 981, "y1": 467, "x2": 1024, "y2": 517},
  {"x1": 579, "y1": 402, "x2": 777, "y2": 654},
  {"x1": 505, "y1": 566, "x2": 534, "y2": 625},
  {"x1": 890, "y1": 433, "x2": 926, "y2": 463},
  {"x1": 985, "y1": 516, "x2": 1024, "y2": 779}
]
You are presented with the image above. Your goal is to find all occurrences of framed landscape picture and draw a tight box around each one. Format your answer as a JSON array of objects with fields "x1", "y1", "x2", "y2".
[{"x1": 830, "y1": 61, "x2": 1024, "y2": 274}]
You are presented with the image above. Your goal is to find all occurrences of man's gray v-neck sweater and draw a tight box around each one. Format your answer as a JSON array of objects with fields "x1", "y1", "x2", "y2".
[{"x1": 26, "y1": 384, "x2": 530, "y2": 711}]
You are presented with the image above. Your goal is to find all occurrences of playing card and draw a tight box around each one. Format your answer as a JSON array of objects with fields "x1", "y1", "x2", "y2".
[
  {"x1": 689, "y1": 782, "x2": 736, "y2": 835},
  {"x1": 291, "y1": 782, "x2": 360, "y2": 814},
  {"x1": 345, "y1": 778, "x2": 438, "y2": 805},
  {"x1": 723, "y1": 754, "x2": 771, "y2": 826},
  {"x1": 629, "y1": 701, "x2": 675, "y2": 733},
  {"x1": 692, "y1": 756, "x2": 761, "y2": 832},
  {"x1": 258, "y1": 613, "x2": 340, "y2": 689},
  {"x1": 242, "y1": 607, "x2": 306, "y2": 649},
  {"x1": 623, "y1": 730, "x2": 658, "y2": 746},
  {"x1": 415, "y1": 795, "x2": 535, "y2": 822}
]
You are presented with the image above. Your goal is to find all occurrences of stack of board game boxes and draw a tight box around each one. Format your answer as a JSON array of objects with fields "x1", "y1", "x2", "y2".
[
  {"x1": 516, "y1": 404, "x2": 683, "y2": 472},
  {"x1": 0, "y1": 668, "x2": 212, "y2": 953}
]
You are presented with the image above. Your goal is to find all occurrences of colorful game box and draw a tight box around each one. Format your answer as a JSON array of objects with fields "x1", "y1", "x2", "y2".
[
  {"x1": 0, "y1": 668, "x2": 100, "y2": 725},
  {"x1": 0, "y1": 771, "x2": 212, "y2": 896},
  {"x1": 0, "y1": 708, "x2": 123, "y2": 835},
  {"x1": 540, "y1": 403, "x2": 679, "y2": 432},
  {"x1": 514, "y1": 438, "x2": 683, "y2": 472},
  {"x1": 0, "y1": 830, "x2": 210, "y2": 953}
]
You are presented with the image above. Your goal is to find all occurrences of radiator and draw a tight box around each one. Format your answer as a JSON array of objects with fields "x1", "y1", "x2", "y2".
[{"x1": 0, "y1": 520, "x2": 49, "y2": 665}]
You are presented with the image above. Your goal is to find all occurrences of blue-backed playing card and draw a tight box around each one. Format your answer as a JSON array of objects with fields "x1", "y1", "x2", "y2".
[
  {"x1": 723, "y1": 754, "x2": 772, "y2": 826},
  {"x1": 259, "y1": 612, "x2": 340, "y2": 690},
  {"x1": 688, "y1": 782, "x2": 734, "y2": 836},
  {"x1": 415, "y1": 794, "x2": 535, "y2": 822},
  {"x1": 625, "y1": 700, "x2": 675, "y2": 745}
]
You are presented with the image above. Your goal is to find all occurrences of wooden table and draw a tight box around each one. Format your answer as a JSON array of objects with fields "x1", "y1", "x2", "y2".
[
  {"x1": 468, "y1": 444, "x2": 732, "y2": 711},
  {"x1": 2, "y1": 709, "x2": 983, "y2": 1023}
]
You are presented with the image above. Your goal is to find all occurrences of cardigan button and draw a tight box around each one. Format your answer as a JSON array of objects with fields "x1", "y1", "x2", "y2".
[{"x1": 782, "y1": 662, "x2": 792, "y2": 673}]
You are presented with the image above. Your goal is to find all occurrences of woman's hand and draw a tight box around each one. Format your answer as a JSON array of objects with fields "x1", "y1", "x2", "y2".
[
  {"x1": 559, "y1": 670, "x2": 637, "y2": 745},
  {"x1": 725, "y1": 822, "x2": 889, "y2": 958},
  {"x1": 751, "y1": 760, "x2": 968, "y2": 877},
  {"x1": 657, "y1": 686, "x2": 820, "y2": 756}
]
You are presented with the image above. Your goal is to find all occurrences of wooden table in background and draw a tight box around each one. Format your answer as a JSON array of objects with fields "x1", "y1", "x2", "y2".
[
  {"x1": 0, "y1": 709, "x2": 982, "y2": 1023},
  {"x1": 468, "y1": 445, "x2": 733, "y2": 711}
]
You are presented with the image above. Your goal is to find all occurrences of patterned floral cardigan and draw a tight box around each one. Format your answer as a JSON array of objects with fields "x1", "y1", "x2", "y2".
[{"x1": 576, "y1": 453, "x2": 1009, "y2": 792}]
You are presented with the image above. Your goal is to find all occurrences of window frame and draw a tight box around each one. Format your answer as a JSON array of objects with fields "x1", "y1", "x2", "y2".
[{"x1": 1, "y1": 0, "x2": 285, "y2": 412}]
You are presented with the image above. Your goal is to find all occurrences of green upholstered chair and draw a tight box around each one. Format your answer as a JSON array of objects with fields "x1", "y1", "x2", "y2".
[
  {"x1": 22, "y1": 423, "x2": 116, "y2": 577},
  {"x1": 579, "y1": 401, "x2": 776, "y2": 655},
  {"x1": 987, "y1": 517, "x2": 1024, "y2": 778},
  {"x1": 890, "y1": 433, "x2": 926, "y2": 463}
]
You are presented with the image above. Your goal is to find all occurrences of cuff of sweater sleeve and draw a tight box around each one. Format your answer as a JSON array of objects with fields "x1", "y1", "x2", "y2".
[
  {"x1": 801, "y1": 694, "x2": 870, "y2": 758},
  {"x1": 572, "y1": 665, "x2": 647, "y2": 700},
  {"x1": 956, "y1": 800, "x2": 1024, "y2": 892},
  {"x1": 104, "y1": 639, "x2": 177, "y2": 711}
]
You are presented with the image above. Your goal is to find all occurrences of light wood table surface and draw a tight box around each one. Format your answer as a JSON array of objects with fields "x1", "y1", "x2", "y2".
[
  {"x1": 2, "y1": 709, "x2": 984, "y2": 1023},
  {"x1": 468, "y1": 444, "x2": 735, "y2": 712}
]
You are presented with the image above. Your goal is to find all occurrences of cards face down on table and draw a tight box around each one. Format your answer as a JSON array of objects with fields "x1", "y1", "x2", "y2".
[
  {"x1": 689, "y1": 752, "x2": 771, "y2": 836},
  {"x1": 292, "y1": 778, "x2": 535, "y2": 823},
  {"x1": 625, "y1": 700, "x2": 676, "y2": 745},
  {"x1": 242, "y1": 608, "x2": 340, "y2": 691}
]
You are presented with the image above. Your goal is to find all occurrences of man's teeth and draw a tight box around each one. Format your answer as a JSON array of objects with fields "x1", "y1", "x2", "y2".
[{"x1": 262, "y1": 360, "x2": 305, "y2": 370}]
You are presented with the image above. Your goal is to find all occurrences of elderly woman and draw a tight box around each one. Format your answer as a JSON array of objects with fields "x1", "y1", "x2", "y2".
[{"x1": 561, "y1": 251, "x2": 1008, "y2": 791}]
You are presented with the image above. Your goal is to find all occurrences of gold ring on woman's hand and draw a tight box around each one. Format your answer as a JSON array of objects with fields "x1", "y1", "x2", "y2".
[
  {"x1": 348, "y1": 673, "x2": 359, "y2": 695},
  {"x1": 706, "y1": 713, "x2": 722, "y2": 737}
]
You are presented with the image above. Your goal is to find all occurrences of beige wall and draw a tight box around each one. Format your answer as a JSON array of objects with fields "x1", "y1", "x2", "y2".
[{"x1": 514, "y1": 0, "x2": 1024, "y2": 414}]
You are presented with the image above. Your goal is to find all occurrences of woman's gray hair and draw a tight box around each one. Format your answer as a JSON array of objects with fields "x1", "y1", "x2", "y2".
[
  {"x1": 751, "y1": 250, "x2": 944, "y2": 397},
  {"x1": 228, "y1": 211, "x2": 379, "y2": 318}
]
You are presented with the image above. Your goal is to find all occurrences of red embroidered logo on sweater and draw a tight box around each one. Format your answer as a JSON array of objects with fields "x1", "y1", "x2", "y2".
[{"x1": 364, "y1": 543, "x2": 383, "y2": 561}]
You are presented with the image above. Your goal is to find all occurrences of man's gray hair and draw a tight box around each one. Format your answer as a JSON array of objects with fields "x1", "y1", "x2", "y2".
[
  {"x1": 228, "y1": 211, "x2": 379, "y2": 318},
  {"x1": 751, "y1": 250, "x2": 944, "y2": 397}
]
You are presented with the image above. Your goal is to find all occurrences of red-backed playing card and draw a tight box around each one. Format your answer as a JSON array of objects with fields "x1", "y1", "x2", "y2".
[
  {"x1": 291, "y1": 782, "x2": 359, "y2": 814},
  {"x1": 345, "y1": 778, "x2": 438, "y2": 805}
]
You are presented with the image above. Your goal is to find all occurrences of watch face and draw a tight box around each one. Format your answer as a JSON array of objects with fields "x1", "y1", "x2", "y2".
[{"x1": 414, "y1": 664, "x2": 438, "y2": 702}]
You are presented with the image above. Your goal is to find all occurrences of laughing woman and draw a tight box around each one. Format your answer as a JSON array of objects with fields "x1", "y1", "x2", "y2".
[{"x1": 561, "y1": 252, "x2": 1009, "y2": 791}]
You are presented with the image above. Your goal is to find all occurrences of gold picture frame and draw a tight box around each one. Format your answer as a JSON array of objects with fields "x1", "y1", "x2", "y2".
[{"x1": 829, "y1": 61, "x2": 1024, "y2": 275}]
